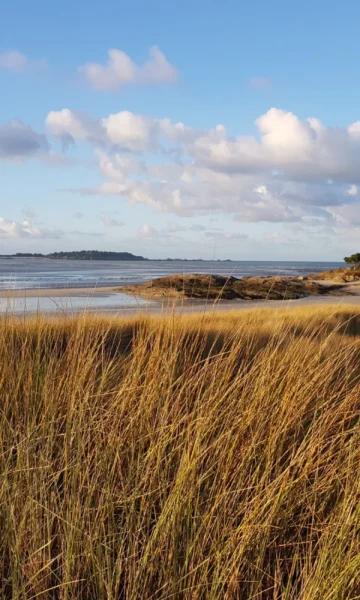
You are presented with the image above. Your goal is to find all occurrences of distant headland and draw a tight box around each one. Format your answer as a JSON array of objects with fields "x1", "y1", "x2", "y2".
[
  {"x1": 0, "y1": 251, "x2": 235, "y2": 262},
  {"x1": 1, "y1": 250, "x2": 147, "y2": 261}
]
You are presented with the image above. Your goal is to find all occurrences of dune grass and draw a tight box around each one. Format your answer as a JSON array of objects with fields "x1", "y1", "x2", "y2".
[{"x1": 0, "y1": 304, "x2": 359, "y2": 599}]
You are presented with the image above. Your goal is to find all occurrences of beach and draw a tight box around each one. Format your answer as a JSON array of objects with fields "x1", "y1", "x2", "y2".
[
  {"x1": 2, "y1": 256, "x2": 357, "y2": 314},
  {"x1": 1, "y1": 279, "x2": 360, "y2": 315}
]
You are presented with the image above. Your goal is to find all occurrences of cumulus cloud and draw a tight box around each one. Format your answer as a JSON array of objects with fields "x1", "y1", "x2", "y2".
[
  {"x1": 79, "y1": 46, "x2": 178, "y2": 91},
  {"x1": 192, "y1": 108, "x2": 360, "y2": 182},
  {"x1": 47, "y1": 108, "x2": 152, "y2": 151},
  {"x1": 46, "y1": 105, "x2": 360, "y2": 228},
  {"x1": 46, "y1": 109, "x2": 102, "y2": 146},
  {"x1": 102, "y1": 111, "x2": 155, "y2": 150},
  {"x1": 47, "y1": 107, "x2": 194, "y2": 152},
  {"x1": 0, "y1": 121, "x2": 48, "y2": 159},
  {"x1": 0, "y1": 217, "x2": 62, "y2": 239}
]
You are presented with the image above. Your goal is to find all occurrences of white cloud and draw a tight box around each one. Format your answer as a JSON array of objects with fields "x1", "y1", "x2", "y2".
[
  {"x1": 0, "y1": 121, "x2": 48, "y2": 159},
  {"x1": 46, "y1": 109, "x2": 89, "y2": 141},
  {"x1": 158, "y1": 118, "x2": 196, "y2": 144},
  {"x1": 46, "y1": 109, "x2": 102, "y2": 146},
  {"x1": 257, "y1": 108, "x2": 314, "y2": 160},
  {"x1": 92, "y1": 156, "x2": 333, "y2": 222},
  {"x1": 79, "y1": 46, "x2": 178, "y2": 91},
  {"x1": 47, "y1": 108, "x2": 195, "y2": 152},
  {"x1": 0, "y1": 217, "x2": 62, "y2": 239},
  {"x1": 97, "y1": 151, "x2": 144, "y2": 181},
  {"x1": 102, "y1": 111, "x2": 154, "y2": 150},
  {"x1": 46, "y1": 106, "x2": 360, "y2": 229},
  {"x1": 192, "y1": 108, "x2": 360, "y2": 182},
  {"x1": 347, "y1": 121, "x2": 360, "y2": 138}
]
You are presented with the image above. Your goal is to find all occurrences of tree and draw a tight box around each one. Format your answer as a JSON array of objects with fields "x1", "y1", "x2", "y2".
[{"x1": 344, "y1": 253, "x2": 360, "y2": 269}]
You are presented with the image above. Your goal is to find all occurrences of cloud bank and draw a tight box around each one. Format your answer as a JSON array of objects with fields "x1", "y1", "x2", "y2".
[{"x1": 45, "y1": 106, "x2": 360, "y2": 231}]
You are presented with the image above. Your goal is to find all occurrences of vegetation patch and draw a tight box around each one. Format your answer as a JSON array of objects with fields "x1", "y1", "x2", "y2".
[{"x1": 122, "y1": 272, "x2": 347, "y2": 300}]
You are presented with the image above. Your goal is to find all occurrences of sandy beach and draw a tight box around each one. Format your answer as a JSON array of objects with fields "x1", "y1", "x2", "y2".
[
  {"x1": 0, "y1": 286, "x2": 121, "y2": 298},
  {"x1": 1, "y1": 281, "x2": 360, "y2": 316}
]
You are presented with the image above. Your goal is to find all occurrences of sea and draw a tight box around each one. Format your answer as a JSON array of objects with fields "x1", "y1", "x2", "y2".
[
  {"x1": 0, "y1": 257, "x2": 344, "y2": 290},
  {"x1": 0, "y1": 257, "x2": 345, "y2": 314}
]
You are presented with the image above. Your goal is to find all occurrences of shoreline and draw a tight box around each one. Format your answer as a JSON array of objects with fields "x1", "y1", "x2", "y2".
[
  {"x1": 1, "y1": 279, "x2": 360, "y2": 299},
  {"x1": 2, "y1": 277, "x2": 357, "y2": 298},
  {"x1": 1, "y1": 283, "x2": 360, "y2": 317},
  {"x1": 0, "y1": 270, "x2": 360, "y2": 318},
  {"x1": 0, "y1": 285, "x2": 122, "y2": 298}
]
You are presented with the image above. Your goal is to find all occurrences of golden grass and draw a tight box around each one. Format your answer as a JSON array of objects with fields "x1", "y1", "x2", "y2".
[{"x1": 0, "y1": 304, "x2": 359, "y2": 599}]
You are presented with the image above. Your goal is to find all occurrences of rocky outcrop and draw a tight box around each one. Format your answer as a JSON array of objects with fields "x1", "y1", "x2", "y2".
[
  {"x1": 121, "y1": 273, "x2": 346, "y2": 301},
  {"x1": 310, "y1": 268, "x2": 360, "y2": 283}
]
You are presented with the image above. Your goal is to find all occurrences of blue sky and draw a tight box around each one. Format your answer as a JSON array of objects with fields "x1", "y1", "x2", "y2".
[{"x1": 1, "y1": 0, "x2": 360, "y2": 259}]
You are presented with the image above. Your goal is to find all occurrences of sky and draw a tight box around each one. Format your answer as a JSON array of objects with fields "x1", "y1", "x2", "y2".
[{"x1": 1, "y1": 0, "x2": 360, "y2": 260}]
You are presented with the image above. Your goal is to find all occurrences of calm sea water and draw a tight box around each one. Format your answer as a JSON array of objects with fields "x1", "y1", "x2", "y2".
[
  {"x1": 0, "y1": 258, "x2": 344, "y2": 290},
  {"x1": 0, "y1": 258, "x2": 345, "y2": 314}
]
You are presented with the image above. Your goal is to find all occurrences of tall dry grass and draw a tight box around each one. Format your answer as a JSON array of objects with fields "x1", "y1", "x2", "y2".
[{"x1": 0, "y1": 305, "x2": 359, "y2": 599}]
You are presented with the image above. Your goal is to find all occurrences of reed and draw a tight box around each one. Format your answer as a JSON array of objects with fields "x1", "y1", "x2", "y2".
[{"x1": 0, "y1": 304, "x2": 359, "y2": 599}]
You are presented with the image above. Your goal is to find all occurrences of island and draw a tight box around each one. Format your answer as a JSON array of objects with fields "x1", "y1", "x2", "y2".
[{"x1": 4, "y1": 250, "x2": 147, "y2": 261}]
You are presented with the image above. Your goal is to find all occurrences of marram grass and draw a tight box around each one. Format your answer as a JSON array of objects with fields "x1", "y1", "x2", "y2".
[{"x1": 0, "y1": 305, "x2": 359, "y2": 599}]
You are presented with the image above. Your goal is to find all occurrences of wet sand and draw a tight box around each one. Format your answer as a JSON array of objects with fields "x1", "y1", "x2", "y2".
[
  {"x1": 0, "y1": 286, "x2": 120, "y2": 298},
  {"x1": 1, "y1": 282, "x2": 360, "y2": 316},
  {"x1": 1, "y1": 277, "x2": 359, "y2": 298}
]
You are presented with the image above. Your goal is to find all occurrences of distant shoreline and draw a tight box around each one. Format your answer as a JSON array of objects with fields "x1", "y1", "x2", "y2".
[
  {"x1": 0, "y1": 251, "x2": 147, "y2": 261},
  {"x1": 0, "y1": 254, "x2": 346, "y2": 264}
]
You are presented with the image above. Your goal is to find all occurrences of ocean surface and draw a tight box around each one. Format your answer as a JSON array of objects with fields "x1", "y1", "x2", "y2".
[
  {"x1": 0, "y1": 258, "x2": 345, "y2": 314},
  {"x1": 0, "y1": 257, "x2": 344, "y2": 290}
]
